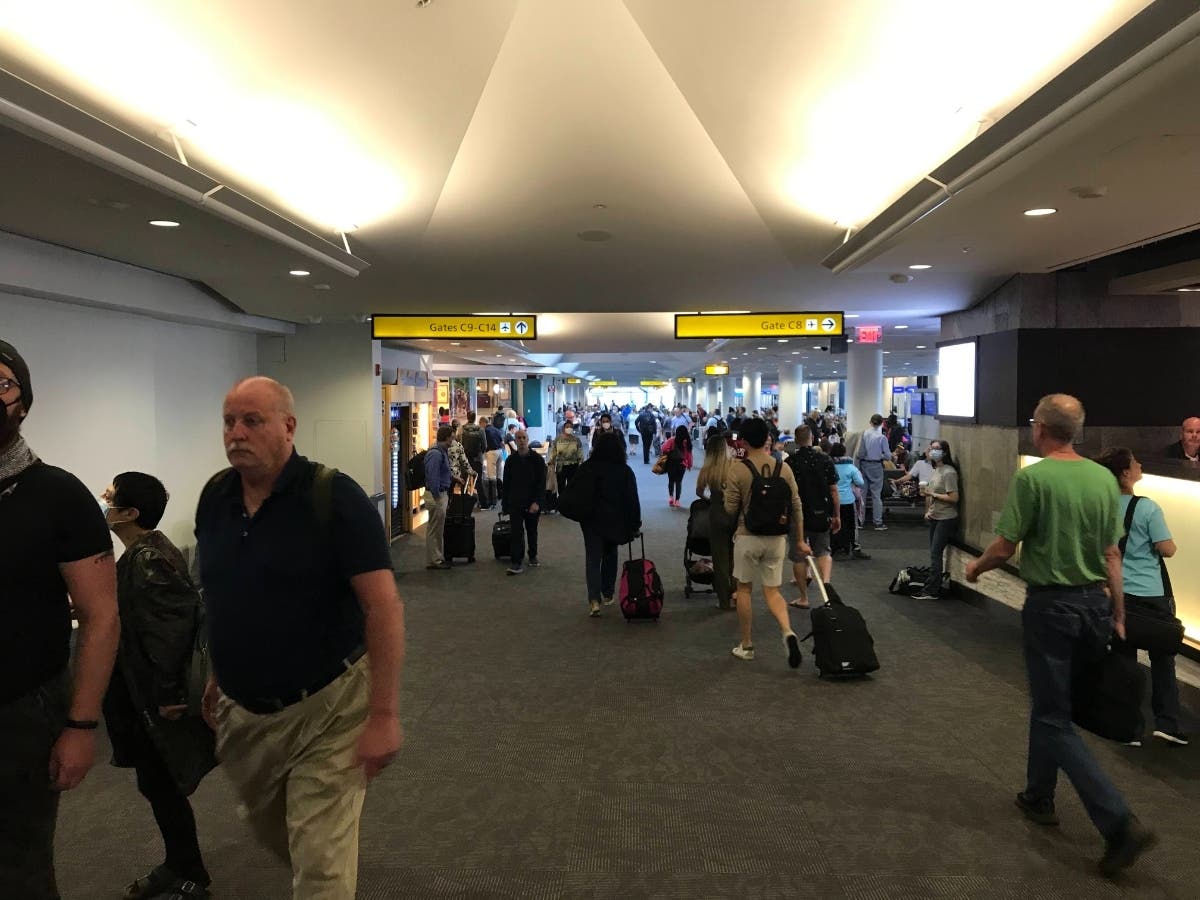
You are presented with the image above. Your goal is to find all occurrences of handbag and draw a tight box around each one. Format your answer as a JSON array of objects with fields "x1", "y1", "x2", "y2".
[
  {"x1": 652, "y1": 453, "x2": 669, "y2": 475},
  {"x1": 1071, "y1": 643, "x2": 1145, "y2": 743}
]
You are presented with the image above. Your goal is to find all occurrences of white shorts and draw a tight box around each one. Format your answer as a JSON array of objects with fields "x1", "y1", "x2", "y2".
[{"x1": 732, "y1": 533, "x2": 787, "y2": 587}]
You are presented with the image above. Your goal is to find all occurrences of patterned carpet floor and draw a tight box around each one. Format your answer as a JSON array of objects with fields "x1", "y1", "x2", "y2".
[{"x1": 58, "y1": 452, "x2": 1198, "y2": 898}]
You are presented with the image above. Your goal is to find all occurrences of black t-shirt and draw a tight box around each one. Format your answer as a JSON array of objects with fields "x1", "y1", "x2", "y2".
[
  {"x1": 788, "y1": 448, "x2": 839, "y2": 525},
  {"x1": 194, "y1": 451, "x2": 393, "y2": 703},
  {"x1": 0, "y1": 462, "x2": 113, "y2": 704}
]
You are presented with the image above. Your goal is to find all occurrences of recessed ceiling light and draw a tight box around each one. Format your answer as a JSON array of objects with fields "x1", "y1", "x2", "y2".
[
  {"x1": 474, "y1": 348, "x2": 485, "y2": 352},
  {"x1": 649, "y1": 360, "x2": 656, "y2": 364},
  {"x1": 791, "y1": 351, "x2": 800, "y2": 355},
  {"x1": 313, "y1": 283, "x2": 331, "y2": 291},
  {"x1": 845, "y1": 314, "x2": 859, "y2": 319},
  {"x1": 894, "y1": 325, "x2": 908, "y2": 329},
  {"x1": 450, "y1": 341, "x2": 462, "y2": 346},
  {"x1": 909, "y1": 264, "x2": 932, "y2": 270},
  {"x1": 916, "y1": 344, "x2": 927, "y2": 349},
  {"x1": 149, "y1": 220, "x2": 179, "y2": 227},
  {"x1": 1023, "y1": 208, "x2": 1057, "y2": 216},
  {"x1": 289, "y1": 269, "x2": 311, "y2": 277},
  {"x1": 777, "y1": 339, "x2": 789, "y2": 343},
  {"x1": 496, "y1": 354, "x2": 503, "y2": 357},
  {"x1": 592, "y1": 202, "x2": 607, "y2": 210},
  {"x1": 883, "y1": 351, "x2": 891, "y2": 354},
  {"x1": 846, "y1": 339, "x2": 854, "y2": 343}
]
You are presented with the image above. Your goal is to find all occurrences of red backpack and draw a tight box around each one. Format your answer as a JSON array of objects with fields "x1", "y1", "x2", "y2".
[{"x1": 619, "y1": 533, "x2": 664, "y2": 621}]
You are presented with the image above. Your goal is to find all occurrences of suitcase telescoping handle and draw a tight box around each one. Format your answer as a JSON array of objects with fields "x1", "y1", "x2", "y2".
[
  {"x1": 626, "y1": 532, "x2": 646, "y2": 562},
  {"x1": 806, "y1": 554, "x2": 834, "y2": 606}
]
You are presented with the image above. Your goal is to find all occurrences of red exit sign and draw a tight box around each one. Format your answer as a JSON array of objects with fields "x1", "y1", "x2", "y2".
[{"x1": 856, "y1": 325, "x2": 883, "y2": 344}]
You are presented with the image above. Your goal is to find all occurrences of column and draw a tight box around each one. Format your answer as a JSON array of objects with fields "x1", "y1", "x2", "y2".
[
  {"x1": 748, "y1": 372, "x2": 762, "y2": 412},
  {"x1": 778, "y1": 364, "x2": 804, "y2": 432},
  {"x1": 722, "y1": 374, "x2": 740, "y2": 412},
  {"x1": 846, "y1": 342, "x2": 883, "y2": 435},
  {"x1": 469, "y1": 377, "x2": 478, "y2": 413}
]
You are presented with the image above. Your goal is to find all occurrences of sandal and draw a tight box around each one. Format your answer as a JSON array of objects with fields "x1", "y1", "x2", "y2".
[
  {"x1": 162, "y1": 882, "x2": 211, "y2": 900},
  {"x1": 124, "y1": 866, "x2": 176, "y2": 900},
  {"x1": 788, "y1": 600, "x2": 810, "y2": 609}
]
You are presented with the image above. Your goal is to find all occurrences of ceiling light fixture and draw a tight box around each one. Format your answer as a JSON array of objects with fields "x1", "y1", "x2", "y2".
[
  {"x1": 916, "y1": 344, "x2": 927, "y2": 349},
  {"x1": 289, "y1": 269, "x2": 310, "y2": 277},
  {"x1": 149, "y1": 219, "x2": 179, "y2": 227},
  {"x1": 777, "y1": 339, "x2": 789, "y2": 343},
  {"x1": 894, "y1": 325, "x2": 909, "y2": 329},
  {"x1": 909, "y1": 264, "x2": 932, "y2": 270},
  {"x1": 845, "y1": 314, "x2": 859, "y2": 319},
  {"x1": 756, "y1": 346, "x2": 767, "y2": 350},
  {"x1": 1023, "y1": 208, "x2": 1057, "y2": 216}
]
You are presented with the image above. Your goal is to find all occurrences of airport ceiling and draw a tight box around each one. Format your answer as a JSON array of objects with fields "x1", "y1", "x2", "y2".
[{"x1": 1, "y1": 0, "x2": 1198, "y2": 384}]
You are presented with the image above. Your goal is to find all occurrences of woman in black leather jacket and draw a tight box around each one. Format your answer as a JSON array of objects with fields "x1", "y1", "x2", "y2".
[{"x1": 100, "y1": 472, "x2": 214, "y2": 900}]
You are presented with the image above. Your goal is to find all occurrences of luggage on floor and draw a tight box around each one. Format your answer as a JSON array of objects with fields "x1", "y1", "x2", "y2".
[
  {"x1": 444, "y1": 514, "x2": 476, "y2": 563},
  {"x1": 448, "y1": 490, "x2": 476, "y2": 519},
  {"x1": 1071, "y1": 643, "x2": 1145, "y2": 743},
  {"x1": 801, "y1": 556, "x2": 879, "y2": 677},
  {"x1": 887, "y1": 566, "x2": 948, "y2": 596},
  {"x1": 492, "y1": 512, "x2": 510, "y2": 560},
  {"x1": 1123, "y1": 597, "x2": 1185, "y2": 655},
  {"x1": 619, "y1": 533, "x2": 664, "y2": 621}
]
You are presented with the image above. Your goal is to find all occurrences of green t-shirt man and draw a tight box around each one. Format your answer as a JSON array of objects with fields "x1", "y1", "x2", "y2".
[{"x1": 995, "y1": 458, "x2": 1123, "y2": 586}]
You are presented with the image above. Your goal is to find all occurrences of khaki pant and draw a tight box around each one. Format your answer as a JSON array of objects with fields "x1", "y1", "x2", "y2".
[
  {"x1": 216, "y1": 658, "x2": 370, "y2": 900},
  {"x1": 423, "y1": 492, "x2": 448, "y2": 565}
]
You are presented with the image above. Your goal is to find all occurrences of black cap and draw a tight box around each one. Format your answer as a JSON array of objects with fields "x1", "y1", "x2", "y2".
[{"x1": 0, "y1": 340, "x2": 32, "y2": 412}]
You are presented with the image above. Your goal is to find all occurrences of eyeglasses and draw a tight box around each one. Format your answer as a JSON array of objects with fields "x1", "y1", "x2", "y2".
[{"x1": 0, "y1": 377, "x2": 20, "y2": 394}]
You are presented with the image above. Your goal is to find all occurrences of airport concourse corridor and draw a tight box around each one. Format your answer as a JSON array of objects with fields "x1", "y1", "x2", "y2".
[{"x1": 57, "y1": 453, "x2": 1198, "y2": 899}]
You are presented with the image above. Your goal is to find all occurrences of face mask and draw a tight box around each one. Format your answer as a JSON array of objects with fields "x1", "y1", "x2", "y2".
[
  {"x1": 929, "y1": 449, "x2": 944, "y2": 461},
  {"x1": 563, "y1": 429, "x2": 572, "y2": 436}
]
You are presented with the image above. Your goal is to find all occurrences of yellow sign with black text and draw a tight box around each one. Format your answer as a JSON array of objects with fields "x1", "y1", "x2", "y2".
[
  {"x1": 677, "y1": 312, "x2": 843, "y2": 339},
  {"x1": 372, "y1": 314, "x2": 537, "y2": 340},
  {"x1": 640, "y1": 380, "x2": 668, "y2": 387},
  {"x1": 676, "y1": 377, "x2": 694, "y2": 384},
  {"x1": 704, "y1": 364, "x2": 730, "y2": 376},
  {"x1": 591, "y1": 380, "x2": 618, "y2": 387},
  {"x1": 565, "y1": 377, "x2": 583, "y2": 384}
]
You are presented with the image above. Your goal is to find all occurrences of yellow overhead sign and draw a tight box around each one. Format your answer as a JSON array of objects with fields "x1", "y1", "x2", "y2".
[
  {"x1": 676, "y1": 377, "x2": 694, "y2": 383},
  {"x1": 640, "y1": 380, "x2": 668, "y2": 387},
  {"x1": 677, "y1": 312, "x2": 843, "y2": 339},
  {"x1": 565, "y1": 377, "x2": 583, "y2": 384},
  {"x1": 704, "y1": 364, "x2": 730, "y2": 376},
  {"x1": 372, "y1": 314, "x2": 537, "y2": 340},
  {"x1": 591, "y1": 380, "x2": 618, "y2": 387}
]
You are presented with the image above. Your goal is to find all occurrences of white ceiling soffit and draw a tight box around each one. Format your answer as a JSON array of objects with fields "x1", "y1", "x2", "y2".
[{"x1": 821, "y1": 0, "x2": 1200, "y2": 273}]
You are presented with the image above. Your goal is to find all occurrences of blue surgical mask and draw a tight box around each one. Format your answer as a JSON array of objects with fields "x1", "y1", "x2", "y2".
[{"x1": 929, "y1": 449, "x2": 944, "y2": 461}]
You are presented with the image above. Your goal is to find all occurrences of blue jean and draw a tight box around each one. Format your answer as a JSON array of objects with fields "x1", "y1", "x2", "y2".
[
  {"x1": 1022, "y1": 588, "x2": 1131, "y2": 838},
  {"x1": 582, "y1": 525, "x2": 619, "y2": 602},
  {"x1": 927, "y1": 517, "x2": 956, "y2": 591},
  {"x1": 1114, "y1": 594, "x2": 1181, "y2": 733},
  {"x1": 860, "y1": 460, "x2": 885, "y2": 525}
]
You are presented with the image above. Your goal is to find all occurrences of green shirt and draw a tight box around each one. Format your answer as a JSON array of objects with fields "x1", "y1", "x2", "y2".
[{"x1": 995, "y1": 458, "x2": 1122, "y2": 587}]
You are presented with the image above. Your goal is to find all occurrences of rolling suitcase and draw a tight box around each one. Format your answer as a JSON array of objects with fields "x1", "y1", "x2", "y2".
[
  {"x1": 492, "y1": 512, "x2": 511, "y2": 560},
  {"x1": 619, "y1": 533, "x2": 664, "y2": 621},
  {"x1": 444, "y1": 514, "x2": 476, "y2": 563},
  {"x1": 801, "y1": 556, "x2": 879, "y2": 676}
]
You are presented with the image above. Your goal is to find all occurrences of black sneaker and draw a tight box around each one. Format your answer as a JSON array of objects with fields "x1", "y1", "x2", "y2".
[
  {"x1": 784, "y1": 633, "x2": 802, "y2": 669},
  {"x1": 852, "y1": 549, "x2": 872, "y2": 560},
  {"x1": 528, "y1": 557, "x2": 541, "y2": 567},
  {"x1": 1099, "y1": 816, "x2": 1157, "y2": 877},
  {"x1": 1152, "y1": 729, "x2": 1189, "y2": 746},
  {"x1": 1015, "y1": 792, "x2": 1059, "y2": 826}
]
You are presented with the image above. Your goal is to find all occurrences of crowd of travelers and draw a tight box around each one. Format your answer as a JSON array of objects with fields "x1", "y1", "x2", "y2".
[{"x1": 3, "y1": 328, "x2": 1193, "y2": 898}]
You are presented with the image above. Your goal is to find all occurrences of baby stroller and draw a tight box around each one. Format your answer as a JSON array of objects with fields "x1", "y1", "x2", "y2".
[{"x1": 683, "y1": 498, "x2": 716, "y2": 598}]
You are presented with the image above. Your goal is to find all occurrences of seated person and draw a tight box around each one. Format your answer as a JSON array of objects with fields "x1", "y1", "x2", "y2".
[{"x1": 1164, "y1": 416, "x2": 1200, "y2": 461}]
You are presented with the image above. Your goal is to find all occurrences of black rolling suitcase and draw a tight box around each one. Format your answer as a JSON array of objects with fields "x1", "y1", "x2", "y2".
[
  {"x1": 445, "y1": 491, "x2": 476, "y2": 563},
  {"x1": 801, "y1": 557, "x2": 879, "y2": 677},
  {"x1": 492, "y1": 512, "x2": 511, "y2": 560}
]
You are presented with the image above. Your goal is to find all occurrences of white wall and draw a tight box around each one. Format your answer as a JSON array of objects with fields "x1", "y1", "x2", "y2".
[
  {"x1": 4, "y1": 290, "x2": 257, "y2": 551},
  {"x1": 257, "y1": 324, "x2": 383, "y2": 496}
]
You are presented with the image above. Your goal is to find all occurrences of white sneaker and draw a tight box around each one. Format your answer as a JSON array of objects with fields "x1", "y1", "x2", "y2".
[{"x1": 730, "y1": 644, "x2": 755, "y2": 661}]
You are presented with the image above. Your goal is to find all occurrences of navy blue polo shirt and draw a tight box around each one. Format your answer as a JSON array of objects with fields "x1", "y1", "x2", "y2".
[{"x1": 195, "y1": 451, "x2": 392, "y2": 703}]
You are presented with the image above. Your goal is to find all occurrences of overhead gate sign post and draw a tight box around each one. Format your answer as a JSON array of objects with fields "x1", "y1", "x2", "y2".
[
  {"x1": 372, "y1": 314, "x2": 538, "y2": 340},
  {"x1": 675, "y1": 312, "x2": 843, "y2": 339}
]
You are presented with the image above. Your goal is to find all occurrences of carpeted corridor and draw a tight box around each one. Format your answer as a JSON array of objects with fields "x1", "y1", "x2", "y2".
[{"x1": 58, "y1": 453, "x2": 1199, "y2": 899}]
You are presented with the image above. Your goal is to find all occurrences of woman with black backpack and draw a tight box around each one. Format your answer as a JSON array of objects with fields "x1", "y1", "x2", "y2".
[{"x1": 660, "y1": 425, "x2": 693, "y2": 508}]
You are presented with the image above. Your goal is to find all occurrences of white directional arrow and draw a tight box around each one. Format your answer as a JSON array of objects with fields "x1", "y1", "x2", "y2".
[
  {"x1": 515, "y1": 321, "x2": 529, "y2": 335},
  {"x1": 821, "y1": 317, "x2": 837, "y2": 332}
]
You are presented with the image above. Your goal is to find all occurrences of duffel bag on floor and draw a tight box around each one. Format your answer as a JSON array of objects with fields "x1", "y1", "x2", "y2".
[{"x1": 888, "y1": 566, "x2": 947, "y2": 596}]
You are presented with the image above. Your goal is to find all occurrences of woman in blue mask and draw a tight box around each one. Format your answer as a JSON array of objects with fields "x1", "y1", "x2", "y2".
[{"x1": 913, "y1": 441, "x2": 959, "y2": 600}]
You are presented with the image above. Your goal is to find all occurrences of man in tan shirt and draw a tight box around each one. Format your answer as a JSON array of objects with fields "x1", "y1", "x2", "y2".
[{"x1": 724, "y1": 417, "x2": 810, "y2": 667}]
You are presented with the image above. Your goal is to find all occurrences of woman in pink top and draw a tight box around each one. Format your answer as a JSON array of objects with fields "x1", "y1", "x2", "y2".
[{"x1": 661, "y1": 425, "x2": 694, "y2": 507}]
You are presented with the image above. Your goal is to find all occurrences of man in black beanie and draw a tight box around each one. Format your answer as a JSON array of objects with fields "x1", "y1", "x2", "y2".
[{"x1": 0, "y1": 340, "x2": 119, "y2": 899}]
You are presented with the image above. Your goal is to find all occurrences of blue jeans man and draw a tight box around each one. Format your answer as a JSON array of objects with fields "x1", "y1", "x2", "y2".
[{"x1": 1021, "y1": 587, "x2": 1130, "y2": 838}]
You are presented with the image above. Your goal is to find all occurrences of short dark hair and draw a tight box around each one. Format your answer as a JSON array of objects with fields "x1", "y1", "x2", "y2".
[
  {"x1": 1095, "y1": 447, "x2": 1135, "y2": 483},
  {"x1": 870, "y1": 413, "x2": 884, "y2": 427},
  {"x1": 591, "y1": 430, "x2": 625, "y2": 463},
  {"x1": 436, "y1": 425, "x2": 454, "y2": 443},
  {"x1": 467, "y1": 411, "x2": 476, "y2": 423},
  {"x1": 740, "y1": 417, "x2": 769, "y2": 449},
  {"x1": 112, "y1": 471, "x2": 169, "y2": 529},
  {"x1": 831, "y1": 442, "x2": 846, "y2": 457},
  {"x1": 794, "y1": 425, "x2": 811, "y2": 445},
  {"x1": 599, "y1": 412, "x2": 612, "y2": 422}
]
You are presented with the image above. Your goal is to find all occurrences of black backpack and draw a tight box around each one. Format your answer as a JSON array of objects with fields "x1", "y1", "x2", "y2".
[
  {"x1": 405, "y1": 449, "x2": 429, "y2": 490},
  {"x1": 460, "y1": 424, "x2": 485, "y2": 459},
  {"x1": 741, "y1": 458, "x2": 792, "y2": 535},
  {"x1": 787, "y1": 449, "x2": 832, "y2": 532}
]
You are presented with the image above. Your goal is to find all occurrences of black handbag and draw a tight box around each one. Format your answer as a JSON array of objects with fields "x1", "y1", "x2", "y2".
[
  {"x1": 1118, "y1": 497, "x2": 1183, "y2": 654},
  {"x1": 1071, "y1": 643, "x2": 1145, "y2": 743}
]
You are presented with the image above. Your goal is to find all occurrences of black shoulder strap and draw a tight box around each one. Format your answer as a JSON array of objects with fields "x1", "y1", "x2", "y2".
[
  {"x1": 742, "y1": 458, "x2": 757, "y2": 479},
  {"x1": 1118, "y1": 495, "x2": 1140, "y2": 556},
  {"x1": 310, "y1": 463, "x2": 337, "y2": 535},
  {"x1": 771, "y1": 458, "x2": 783, "y2": 479}
]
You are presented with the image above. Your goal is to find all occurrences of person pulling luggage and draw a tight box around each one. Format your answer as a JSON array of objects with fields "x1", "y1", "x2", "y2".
[{"x1": 502, "y1": 430, "x2": 545, "y2": 575}]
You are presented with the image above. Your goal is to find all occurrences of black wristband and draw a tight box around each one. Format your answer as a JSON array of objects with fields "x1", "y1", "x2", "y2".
[{"x1": 64, "y1": 718, "x2": 99, "y2": 730}]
